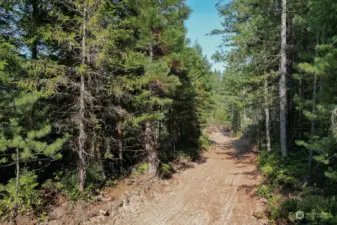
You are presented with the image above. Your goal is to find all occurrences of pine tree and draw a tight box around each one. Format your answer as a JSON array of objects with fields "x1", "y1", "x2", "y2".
[
  {"x1": 127, "y1": 0, "x2": 189, "y2": 175},
  {"x1": 0, "y1": 4, "x2": 68, "y2": 218},
  {"x1": 0, "y1": 1, "x2": 220, "y2": 220},
  {"x1": 279, "y1": 0, "x2": 288, "y2": 157},
  {"x1": 48, "y1": 0, "x2": 112, "y2": 191},
  {"x1": 0, "y1": 92, "x2": 68, "y2": 222},
  {"x1": 215, "y1": 0, "x2": 337, "y2": 218}
]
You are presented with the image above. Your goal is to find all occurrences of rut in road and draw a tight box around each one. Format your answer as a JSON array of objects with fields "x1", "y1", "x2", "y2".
[{"x1": 109, "y1": 133, "x2": 267, "y2": 225}]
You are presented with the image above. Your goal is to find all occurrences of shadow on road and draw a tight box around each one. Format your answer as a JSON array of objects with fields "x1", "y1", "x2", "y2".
[{"x1": 211, "y1": 132, "x2": 265, "y2": 203}]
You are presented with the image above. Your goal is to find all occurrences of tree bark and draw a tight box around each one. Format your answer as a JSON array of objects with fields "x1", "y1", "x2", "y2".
[
  {"x1": 279, "y1": 0, "x2": 287, "y2": 157},
  {"x1": 78, "y1": 1, "x2": 87, "y2": 192},
  {"x1": 264, "y1": 77, "x2": 271, "y2": 152},
  {"x1": 243, "y1": 88, "x2": 248, "y2": 132},
  {"x1": 145, "y1": 120, "x2": 158, "y2": 175},
  {"x1": 172, "y1": 111, "x2": 176, "y2": 157},
  {"x1": 243, "y1": 107, "x2": 248, "y2": 132},
  {"x1": 232, "y1": 107, "x2": 241, "y2": 137},
  {"x1": 105, "y1": 137, "x2": 111, "y2": 158},
  {"x1": 117, "y1": 118, "x2": 123, "y2": 173},
  {"x1": 31, "y1": 0, "x2": 39, "y2": 60},
  {"x1": 158, "y1": 106, "x2": 162, "y2": 147},
  {"x1": 149, "y1": 44, "x2": 153, "y2": 63},
  {"x1": 309, "y1": 36, "x2": 319, "y2": 172},
  {"x1": 10, "y1": 148, "x2": 20, "y2": 225},
  {"x1": 145, "y1": 43, "x2": 158, "y2": 175},
  {"x1": 308, "y1": 74, "x2": 317, "y2": 172}
]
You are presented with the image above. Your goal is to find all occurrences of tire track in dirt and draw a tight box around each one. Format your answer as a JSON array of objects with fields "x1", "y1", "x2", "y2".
[{"x1": 107, "y1": 133, "x2": 267, "y2": 225}]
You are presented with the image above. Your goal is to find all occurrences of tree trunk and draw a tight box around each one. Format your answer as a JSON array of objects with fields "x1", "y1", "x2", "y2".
[
  {"x1": 298, "y1": 75, "x2": 303, "y2": 140},
  {"x1": 31, "y1": 0, "x2": 40, "y2": 60},
  {"x1": 145, "y1": 120, "x2": 158, "y2": 175},
  {"x1": 172, "y1": 111, "x2": 176, "y2": 157},
  {"x1": 309, "y1": 36, "x2": 319, "y2": 172},
  {"x1": 232, "y1": 107, "x2": 241, "y2": 137},
  {"x1": 158, "y1": 106, "x2": 162, "y2": 147},
  {"x1": 10, "y1": 148, "x2": 20, "y2": 225},
  {"x1": 168, "y1": 108, "x2": 176, "y2": 157},
  {"x1": 149, "y1": 44, "x2": 153, "y2": 63},
  {"x1": 243, "y1": 107, "x2": 248, "y2": 132},
  {"x1": 105, "y1": 137, "x2": 111, "y2": 156},
  {"x1": 231, "y1": 104, "x2": 234, "y2": 123},
  {"x1": 78, "y1": 2, "x2": 87, "y2": 192},
  {"x1": 117, "y1": 118, "x2": 123, "y2": 172},
  {"x1": 264, "y1": 77, "x2": 271, "y2": 152},
  {"x1": 145, "y1": 43, "x2": 158, "y2": 175},
  {"x1": 279, "y1": 0, "x2": 287, "y2": 157},
  {"x1": 308, "y1": 74, "x2": 317, "y2": 172}
]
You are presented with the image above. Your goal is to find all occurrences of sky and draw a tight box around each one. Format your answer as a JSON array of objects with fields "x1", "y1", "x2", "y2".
[{"x1": 185, "y1": 0, "x2": 225, "y2": 72}]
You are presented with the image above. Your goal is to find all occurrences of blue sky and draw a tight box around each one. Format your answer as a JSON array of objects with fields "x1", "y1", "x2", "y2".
[{"x1": 185, "y1": 0, "x2": 225, "y2": 72}]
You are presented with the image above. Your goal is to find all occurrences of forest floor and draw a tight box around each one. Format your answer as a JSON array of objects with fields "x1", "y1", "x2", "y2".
[{"x1": 42, "y1": 132, "x2": 268, "y2": 225}]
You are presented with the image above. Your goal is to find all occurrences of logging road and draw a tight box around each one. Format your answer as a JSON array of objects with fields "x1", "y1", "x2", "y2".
[{"x1": 109, "y1": 133, "x2": 267, "y2": 225}]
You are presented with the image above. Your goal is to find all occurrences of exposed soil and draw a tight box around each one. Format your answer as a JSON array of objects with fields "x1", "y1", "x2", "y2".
[
  {"x1": 13, "y1": 133, "x2": 267, "y2": 225},
  {"x1": 91, "y1": 132, "x2": 268, "y2": 225}
]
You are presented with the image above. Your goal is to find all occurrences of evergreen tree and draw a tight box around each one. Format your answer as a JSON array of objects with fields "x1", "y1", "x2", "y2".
[
  {"x1": 214, "y1": 0, "x2": 337, "y2": 222},
  {"x1": 128, "y1": 0, "x2": 190, "y2": 174},
  {"x1": 0, "y1": 0, "x2": 218, "y2": 221},
  {"x1": 0, "y1": 2, "x2": 68, "y2": 219}
]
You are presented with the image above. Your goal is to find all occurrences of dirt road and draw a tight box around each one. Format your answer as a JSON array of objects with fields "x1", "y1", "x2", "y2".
[{"x1": 108, "y1": 133, "x2": 267, "y2": 225}]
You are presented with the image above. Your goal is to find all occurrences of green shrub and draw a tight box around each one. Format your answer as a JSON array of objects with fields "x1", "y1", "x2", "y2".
[
  {"x1": 297, "y1": 196, "x2": 336, "y2": 224},
  {"x1": 256, "y1": 184, "x2": 272, "y2": 199},
  {"x1": 261, "y1": 164, "x2": 275, "y2": 177},
  {"x1": 256, "y1": 185, "x2": 288, "y2": 221},
  {"x1": 282, "y1": 198, "x2": 299, "y2": 213},
  {"x1": 257, "y1": 150, "x2": 269, "y2": 166},
  {"x1": 258, "y1": 147, "x2": 304, "y2": 188},
  {"x1": 261, "y1": 192, "x2": 337, "y2": 224},
  {"x1": 198, "y1": 135, "x2": 210, "y2": 150},
  {"x1": 257, "y1": 140, "x2": 337, "y2": 224},
  {"x1": 281, "y1": 196, "x2": 337, "y2": 225},
  {"x1": 177, "y1": 148, "x2": 199, "y2": 161},
  {"x1": 279, "y1": 198, "x2": 300, "y2": 222},
  {"x1": 276, "y1": 171, "x2": 297, "y2": 186},
  {"x1": 0, "y1": 171, "x2": 41, "y2": 220},
  {"x1": 51, "y1": 165, "x2": 105, "y2": 200},
  {"x1": 41, "y1": 178, "x2": 63, "y2": 192},
  {"x1": 57, "y1": 171, "x2": 81, "y2": 200},
  {"x1": 269, "y1": 201, "x2": 281, "y2": 220},
  {"x1": 131, "y1": 162, "x2": 149, "y2": 177},
  {"x1": 160, "y1": 163, "x2": 174, "y2": 178},
  {"x1": 137, "y1": 162, "x2": 149, "y2": 174},
  {"x1": 177, "y1": 151, "x2": 191, "y2": 161},
  {"x1": 86, "y1": 165, "x2": 105, "y2": 184}
]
